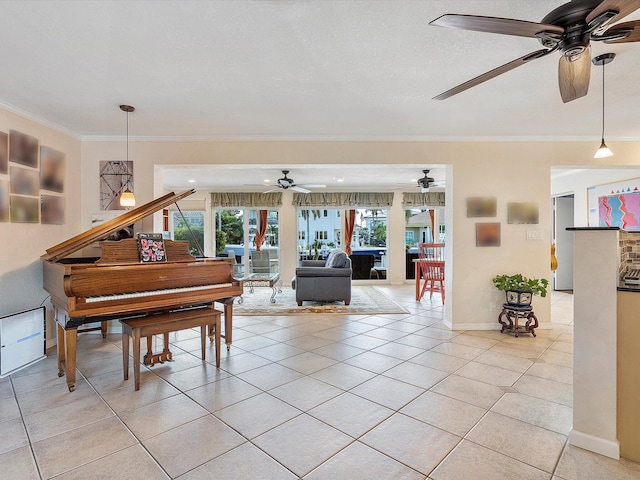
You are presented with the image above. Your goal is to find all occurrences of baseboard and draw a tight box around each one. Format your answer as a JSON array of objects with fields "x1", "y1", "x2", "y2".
[
  {"x1": 568, "y1": 429, "x2": 620, "y2": 460},
  {"x1": 449, "y1": 322, "x2": 501, "y2": 331}
]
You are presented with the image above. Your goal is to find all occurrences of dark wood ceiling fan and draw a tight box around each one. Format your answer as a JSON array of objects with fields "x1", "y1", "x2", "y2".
[{"x1": 430, "y1": 0, "x2": 640, "y2": 103}]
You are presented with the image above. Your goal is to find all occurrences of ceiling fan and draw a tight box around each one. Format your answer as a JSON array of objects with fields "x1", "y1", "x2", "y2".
[
  {"x1": 263, "y1": 170, "x2": 326, "y2": 194},
  {"x1": 417, "y1": 170, "x2": 444, "y2": 192},
  {"x1": 430, "y1": 0, "x2": 640, "y2": 103}
]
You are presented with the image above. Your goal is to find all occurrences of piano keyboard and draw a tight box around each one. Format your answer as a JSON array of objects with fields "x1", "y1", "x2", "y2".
[{"x1": 85, "y1": 283, "x2": 233, "y2": 303}]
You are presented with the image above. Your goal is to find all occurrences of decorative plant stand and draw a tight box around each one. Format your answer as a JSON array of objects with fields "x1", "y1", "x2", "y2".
[{"x1": 498, "y1": 304, "x2": 538, "y2": 337}]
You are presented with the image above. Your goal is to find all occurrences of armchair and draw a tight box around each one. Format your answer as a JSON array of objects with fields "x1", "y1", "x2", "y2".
[{"x1": 291, "y1": 250, "x2": 352, "y2": 306}]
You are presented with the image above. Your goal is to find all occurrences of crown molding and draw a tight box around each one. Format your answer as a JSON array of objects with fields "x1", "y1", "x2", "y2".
[{"x1": 0, "y1": 99, "x2": 80, "y2": 139}]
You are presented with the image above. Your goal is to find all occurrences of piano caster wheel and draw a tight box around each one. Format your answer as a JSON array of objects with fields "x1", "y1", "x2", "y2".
[
  {"x1": 58, "y1": 370, "x2": 65, "y2": 378},
  {"x1": 102, "y1": 334, "x2": 107, "y2": 339},
  {"x1": 68, "y1": 384, "x2": 76, "y2": 392},
  {"x1": 227, "y1": 345, "x2": 231, "y2": 351}
]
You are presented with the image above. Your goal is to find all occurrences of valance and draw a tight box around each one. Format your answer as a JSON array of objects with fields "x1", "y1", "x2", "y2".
[
  {"x1": 292, "y1": 192, "x2": 393, "y2": 208},
  {"x1": 210, "y1": 192, "x2": 282, "y2": 208},
  {"x1": 402, "y1": 192, "x2": 445, "y2": 207}
]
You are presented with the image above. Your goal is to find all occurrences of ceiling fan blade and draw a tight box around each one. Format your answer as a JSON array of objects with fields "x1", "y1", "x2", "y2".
[
  {"x1": 586, "y1": 0, "x2": 640, "y2": 26},
  {"x1": 429, "y1": 14, "x2": 564, "y2": 38},
  {"x1": 262, "y1": 188, "x2": 279, "y2": 194},
  {"x1": 602, "y1": 20, "x2": 640, "y2": 43},
  {"x1": 291, "y1": 186, "x2": 311, "y2": 194},
  {"x1": 558, "y1": 49, "x2": 591, "y2": 103},
  {"x1": 433, "y1": 49, "x2": 551, "y2": 100},
  {"x1": 297, "y1": 184, "x2": 326, "y2": 188}
]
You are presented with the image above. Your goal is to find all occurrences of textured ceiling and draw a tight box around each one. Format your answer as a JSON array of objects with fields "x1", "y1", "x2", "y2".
[{"x1": 1, "y1": 0, "x2": 640, "y2": 141}]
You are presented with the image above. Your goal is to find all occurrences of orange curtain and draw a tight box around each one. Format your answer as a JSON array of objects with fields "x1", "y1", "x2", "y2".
[
  {"x1": 429, "y1": 210, "x2": 435, "y2": 242},
  {"x1": 344, "y1": 209, "x2": 356, "y2": 255},
  {"x1": 255, "y1": 210, "x2": 268, "y2": 251}
]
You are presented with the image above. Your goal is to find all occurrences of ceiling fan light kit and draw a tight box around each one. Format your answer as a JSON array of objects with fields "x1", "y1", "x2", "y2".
[
  {"x1": 593, "y1": 52, "x2": 615, "y2": 158},
  {"x1": 430, "y1": 0, "x2": 640, "y2": 103}
]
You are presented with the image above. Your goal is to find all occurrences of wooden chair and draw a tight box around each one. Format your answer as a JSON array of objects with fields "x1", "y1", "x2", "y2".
[{"x1": 417, "y1": 243, "x2": 445, "y2": 304}]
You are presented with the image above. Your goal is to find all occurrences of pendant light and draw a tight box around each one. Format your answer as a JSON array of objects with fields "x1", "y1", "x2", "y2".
[
  {"x1": 119, "y1": 104, "x2": 136, "y2": 207},
  {"x1": 592, "y1": 53, "x2": 615, "y2": 159}
]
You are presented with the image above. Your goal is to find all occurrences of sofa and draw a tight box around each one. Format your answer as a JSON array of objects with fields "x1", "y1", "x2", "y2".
[{"x1": 291, "y1": 250, "x2": 352, "y2": 305}]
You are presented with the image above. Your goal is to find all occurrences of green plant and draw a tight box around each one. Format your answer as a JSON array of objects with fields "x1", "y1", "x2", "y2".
[{"x1": 492, "y1": 274, "x2": 549, "y2": 297}]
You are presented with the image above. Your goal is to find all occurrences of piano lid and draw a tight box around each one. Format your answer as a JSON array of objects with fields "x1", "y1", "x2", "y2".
[{"x1": 42, "y1": 189, "x2": 196, "y2": 262}]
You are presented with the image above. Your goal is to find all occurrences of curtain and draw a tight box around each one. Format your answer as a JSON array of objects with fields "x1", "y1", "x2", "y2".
[
  {"x1": 292, "y1": 192, "x2": 393, "y2": 207},
  {"x1": 344, "y1": 209, "x2": 356, "y2": 255},
  {"x1": 429, "y1": 209, "x2": 435, "y2": 242},
  {"x1": 402, "y1": 192, "x2": 445, "y2": 207},
  {"x1": 255, "y1": 210, "x2": 268, "y2": 251},
  {"x1": 210, "y1": 192, "x2": 282, "y2": 208}
]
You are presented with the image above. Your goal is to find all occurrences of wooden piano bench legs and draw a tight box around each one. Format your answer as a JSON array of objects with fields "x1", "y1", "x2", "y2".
[
  {"x1": 120, "y1": 308, "x2": 221, "y2": 391},
  {"x1": 498, "y1": 304, "x2": 538, "y2": 338}
]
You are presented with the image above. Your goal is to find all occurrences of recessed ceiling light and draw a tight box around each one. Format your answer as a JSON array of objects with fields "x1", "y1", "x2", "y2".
[
  {"x1": 334, "y1": 177, "x2": 344, "y2": 182},
  {"x1": 188, "y1": 179, "x2": 196, "y2": 183},
  {"x1": 410, "y1": 178, "x2": 418, "y2": 183},
  {"x1": 264, "y1": 179, "x2": 271, "y2": 183}
]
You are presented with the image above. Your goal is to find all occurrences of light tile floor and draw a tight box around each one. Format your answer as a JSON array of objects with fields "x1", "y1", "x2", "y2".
[{"x1": 1, "y1": 286, "x2": 640, "y2": 479}]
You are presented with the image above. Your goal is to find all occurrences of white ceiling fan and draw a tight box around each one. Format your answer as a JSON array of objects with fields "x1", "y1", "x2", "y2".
[{"x1": 416, "y1": 170, "x2": 445, "y2": 192}]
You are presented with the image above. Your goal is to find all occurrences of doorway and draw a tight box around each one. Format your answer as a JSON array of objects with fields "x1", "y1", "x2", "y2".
[{"x1": 553, "y1": 195, "x2": 574, "y2": 291}]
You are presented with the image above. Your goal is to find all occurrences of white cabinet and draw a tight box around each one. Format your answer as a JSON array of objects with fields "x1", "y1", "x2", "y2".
[{"x1": 0, "y1": 307, "x2": 46, "y2": 377}]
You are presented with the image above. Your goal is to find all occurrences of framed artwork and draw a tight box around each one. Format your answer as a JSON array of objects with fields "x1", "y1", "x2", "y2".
[
  {"x1": 0, "y1": 131, "x2": 7, "y2": 175},
  {"x1": 10, "y1": 195, "x2": 39, "y2": 223},
  {"x1": 588, "y1": 177, "x2": 640, "y2": 229},
  {"x1": 476, "y1": 222, "x2": 501, "y2": 247},
  {"x1": 100, "y1": 160, "x2": 133, "y2": 210},
  {"x1": 507, "y1": 202, "x2": 539, "y2": 224},
  {"x1": 0, "y1": 180, "x2": 9, "y2": 222},
  {"x1": 40, "y1": 146, "x2": 65, "y2": 193},
  {"x1": 10, "y1": 166, "x2": 40, "y2": 196},
  {"x1": 41, "y1": 195, "x2": 65, "y2": 225},
  {"x1": 9, "y1": 130, "x2": 38, "y2": 168},
  {"x1": 467, "y1": 197, "x2": 497, "y2": 217}
]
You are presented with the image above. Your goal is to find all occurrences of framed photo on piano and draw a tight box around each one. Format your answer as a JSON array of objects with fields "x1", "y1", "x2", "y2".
[{"x1": 137, "y1": 233, "x2": 167, "y2": 263}]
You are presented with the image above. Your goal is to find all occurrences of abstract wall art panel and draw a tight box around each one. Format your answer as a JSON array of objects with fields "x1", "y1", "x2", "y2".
[
  {"x1": 9, "y1": 130, "x2": 38, "y2": 168},
  {"x1": 40, "y1": 146, "x2": 65, "y2": 193}
]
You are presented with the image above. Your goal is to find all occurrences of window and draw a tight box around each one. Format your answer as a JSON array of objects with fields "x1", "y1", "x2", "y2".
[
  {"x1": 171, "y1": 210, "x2": 205, "y2": 256},
  {"x1": 404, "y1": 207, "x2": 445, "y2": 279},
  {"x1": 298, "y1": 209, "x2": 340, "y2": 260}
]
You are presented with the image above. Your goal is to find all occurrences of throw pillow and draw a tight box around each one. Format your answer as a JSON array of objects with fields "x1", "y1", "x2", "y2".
[
  {"x1": 326, "y1": 251, "x2": 348, "y2": 268},
  {"x1": 324, "y1": 249, "x2": 338, "y2": 267}
]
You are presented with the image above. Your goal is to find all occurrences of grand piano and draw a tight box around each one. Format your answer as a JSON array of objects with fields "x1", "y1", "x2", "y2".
[{"x1": 42, "y1": 190, "x2": 242, "y2": 391}]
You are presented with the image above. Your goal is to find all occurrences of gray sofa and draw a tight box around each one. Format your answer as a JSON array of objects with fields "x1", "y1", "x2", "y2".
[{"x1": 291, "y1": 251, "x2": 352, "y2": 305}]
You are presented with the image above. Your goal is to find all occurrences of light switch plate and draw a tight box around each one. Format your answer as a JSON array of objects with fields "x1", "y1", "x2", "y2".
[{"x1": 526, "y1": 230, "x2": 544, "y2": 240}]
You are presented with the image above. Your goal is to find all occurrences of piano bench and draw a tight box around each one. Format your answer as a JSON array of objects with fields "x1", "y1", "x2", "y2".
[{"x1": 120, "y1": 308, "x2": 221, "y2": 391}]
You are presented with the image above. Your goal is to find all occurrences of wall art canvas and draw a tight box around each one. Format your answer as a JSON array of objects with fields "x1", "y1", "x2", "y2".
[
  {"x1": 0, "y1": 131, "x2": 7, "y2": 175},
  {"x1": 100, "y1": 160, "x2": 133, "y2": 210},
  {"x1": 466, "y1": 197, "x2": 497, "y2": 217},
  {"x1": 476, "y1": 222, "x2": 501, "y2": 247},
  {"x1": 587, "y1": 177, "x2": 640, "y2": 229},
  {"x1": 0, "y1": 180, "x2": 9, "y2": 222},
  {"x1": 10, "y1": 166, "x2": 40, "y2": 196},
  {"x1": 9, "y1": 130, "x2": 38, "y2": 168},
  {"x1": 507, "y1": 202, "x2": 539, "y2": 224},
  {"x1": 40, "y1": 146, "x2": 65, "y2": 193},
  {"x1": 10, "y1": 195, "x2": 39, "y2": 223},
  {"x1": 41, "y1": 195, "x2": 65, "y2": 225}
]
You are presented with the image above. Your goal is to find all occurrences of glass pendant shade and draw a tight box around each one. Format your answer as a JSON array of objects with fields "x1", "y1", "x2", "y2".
[
  {"x1": 594, "y1": 139, "x2": 613, "y2": 158},
  {"x1": 120, "y1": 188, "x2": 136, "y2": 207}
]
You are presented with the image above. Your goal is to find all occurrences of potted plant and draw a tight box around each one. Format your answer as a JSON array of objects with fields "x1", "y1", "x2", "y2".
[{"x1": 492, "y1": 273, "x2": 549, "y2": 307}]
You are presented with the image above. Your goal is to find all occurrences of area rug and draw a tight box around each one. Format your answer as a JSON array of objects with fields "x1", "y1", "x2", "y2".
[{"x1": 233, "y1": 286, "x2": 408, "y2": 315}]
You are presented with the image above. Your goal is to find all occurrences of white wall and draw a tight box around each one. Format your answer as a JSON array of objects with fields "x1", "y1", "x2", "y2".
[{"x1": 0, "y1": 107, "x2": 82, "y2": 346}]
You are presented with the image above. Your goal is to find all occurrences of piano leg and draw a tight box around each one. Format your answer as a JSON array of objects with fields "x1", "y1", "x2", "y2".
[
  {"x1": 56, "y1": 322, "x2": 65, "y2": 378},
  {"x1": 64, "y1": 328, "x2": 77, "y2": 392},
  {"x1": 101, "y1": 321, "x2": 108, "y2": 338},
  {"x1": 223, "y1": 300, "x2": 233, "y2": 351},
  {"x1": 122, "y1": 331, "x2": 129, "y2": 381}
]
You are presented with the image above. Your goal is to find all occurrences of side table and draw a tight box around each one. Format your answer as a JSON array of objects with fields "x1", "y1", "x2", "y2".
[{"x1": 498, "y1": 304, "x2": 538, "y2": 337}]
